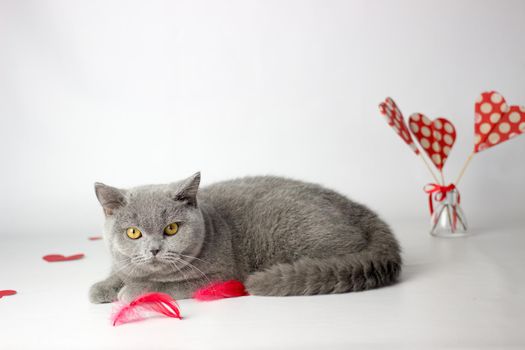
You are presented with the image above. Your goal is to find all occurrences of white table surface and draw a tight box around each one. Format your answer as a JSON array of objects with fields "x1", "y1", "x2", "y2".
[{"x1": 1, "y1": 221, "x2": 524, "y2": 350}]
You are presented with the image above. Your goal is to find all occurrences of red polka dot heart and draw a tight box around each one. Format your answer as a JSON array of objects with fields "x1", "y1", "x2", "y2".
[
  {"x1": 408, "y1": 114, "x2": 456, "y2": 170},
  {"x1": 474, "y1": 91, "x2": 525, "y2": 152},
  {"x1": 379, "y1": 97, "x2": 420, "y2": 155}
]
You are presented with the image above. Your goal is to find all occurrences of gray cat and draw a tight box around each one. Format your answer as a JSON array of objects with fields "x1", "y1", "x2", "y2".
[{"x1": 89, "y1": 172, "x2": 401, "y2": 303}]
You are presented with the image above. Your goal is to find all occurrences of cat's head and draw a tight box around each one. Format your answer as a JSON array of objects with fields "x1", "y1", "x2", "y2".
[{"x1": 94, "y1": 172, "x2": 205, "y2": 278}]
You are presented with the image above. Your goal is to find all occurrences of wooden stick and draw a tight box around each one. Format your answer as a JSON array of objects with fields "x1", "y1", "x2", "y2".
[
  {"x1": 419, "y1": 153, "x2": 441, "y2": 184},
  {"x1": 439, "y1": 170, "x2": 446, "y2": 186},
  {"x1": 455, "y1": 152, "x2": 475, "y2": 186}
]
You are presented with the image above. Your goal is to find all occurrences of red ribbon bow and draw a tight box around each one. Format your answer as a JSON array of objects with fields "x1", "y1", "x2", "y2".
[{"x1": 423, "y1": 183, "x2": 458, "y2": 215}]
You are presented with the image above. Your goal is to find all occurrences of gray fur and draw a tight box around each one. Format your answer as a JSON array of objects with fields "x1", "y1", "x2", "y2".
[{"x1": 89, "y1": 173, "x2": 401, "y2": 303}]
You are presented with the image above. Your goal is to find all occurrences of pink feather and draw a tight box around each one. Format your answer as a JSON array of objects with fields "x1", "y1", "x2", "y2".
[
  {"x1": 193, "y1": 280, "x2": 249, "y2": 301},
  {"x1": 111, "y1": 292, "x2": 182, "y2": 326}
]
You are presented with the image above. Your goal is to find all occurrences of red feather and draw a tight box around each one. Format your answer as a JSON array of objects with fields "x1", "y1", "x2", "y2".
[
  {"x1": 111, "y1": 292, "x2": 182, "y2": 326},
  {"x1": 193, "y1": 280, "x2": 249, "y2": 301}
]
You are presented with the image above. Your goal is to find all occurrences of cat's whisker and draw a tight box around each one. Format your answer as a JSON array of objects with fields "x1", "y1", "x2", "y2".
[
  {"x1": 177, "y1": 253, "x2": 212, "y2": 265},
  {"x1": 176, "y1": 258, "x2": 212, "y2": 285},
  {"x1": 163, "y1": 251, "x2": 211, "y2": 266},
  {"x1": 131, "y1": 255, "x2": 152, "y2": 264},
  {"x1": 124, "y1": 264, "x2": 140, "y2": 280},
  {"x1": 112, "y1": 260, "x2": 134, "y2": 275},
  {"x1": 166, "y1": 260, "x2": 191, "y2": 288},
  {"x1": 112, "y1": 256, "x2": 132, "y2": 265},
  {"x1": 112, "y1": 254, "x2": 154, "y2": 276}
]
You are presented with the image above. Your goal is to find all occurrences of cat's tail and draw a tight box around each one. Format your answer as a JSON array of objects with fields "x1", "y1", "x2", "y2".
[{"x1": 244, "y1": 219, "x2": 402, "y2": 296}]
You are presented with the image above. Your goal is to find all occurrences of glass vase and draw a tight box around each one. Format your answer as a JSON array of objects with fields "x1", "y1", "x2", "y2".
[{"x1": 430, "y1": 188, "x2": 468, "y2": 237}]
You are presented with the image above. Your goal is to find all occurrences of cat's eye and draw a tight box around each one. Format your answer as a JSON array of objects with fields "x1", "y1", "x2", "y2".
[
  {"x1": 126, "y1": 227, "x2": 142, "y2": 240},
  {"x1": 164, "y1": 223, "x2": 179, "y2": 236}
]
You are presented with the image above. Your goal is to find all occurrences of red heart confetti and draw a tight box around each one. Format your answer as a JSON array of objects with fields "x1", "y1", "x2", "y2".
[
  {"x1": 88, "y1": 236, "x2": 103, "y2": 241},
  {"x1": 0, "y1": 290, "x2": 17, "y2": 299},
  {"x1": 409, "y1": 113, "x2": 456, "y2": 170},
  {"x1": 379, "y1": 97, "x2": 420, "y2": 154},
  {"x1": 43, "y1": 253, "x2": 85, "y2": 262},
  {"x1": 474, "y1": 91, "x2": 525, "y2": 152}
]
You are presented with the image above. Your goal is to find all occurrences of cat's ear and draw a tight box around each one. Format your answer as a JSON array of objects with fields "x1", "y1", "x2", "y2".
[
  {"x1": 94, "y1": 183, "x2": 128, "y2": 216},
  {"x1": 171, "y1": 172, "x2": 201, "y2": 207}
]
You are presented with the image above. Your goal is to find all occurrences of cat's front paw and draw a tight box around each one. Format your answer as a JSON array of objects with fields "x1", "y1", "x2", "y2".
[
  {"x1": 117, "y1": 285, "x2": 148, "y2": 303},
  {"x1": 89, "y1": 280, "x2": 122, "y2": 304}
]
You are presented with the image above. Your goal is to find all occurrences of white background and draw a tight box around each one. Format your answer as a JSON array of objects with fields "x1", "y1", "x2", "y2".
[
  {"x1": 1, "y1": 2, "x2": 525, "y2": 349},
  {"x1": 1, "y1": 0, "x2": 524, "y2": 232}
]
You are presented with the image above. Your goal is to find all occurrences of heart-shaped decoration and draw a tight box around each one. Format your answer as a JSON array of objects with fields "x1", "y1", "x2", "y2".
[
  {"x1": 43, "y1": 253, "x2": 85, "y2": 262},
  {"x1": 474, "y1": 91, "x2": 525, "y2": 152},
  {"x1": 408, "y1": 113, "x2": 456, "y2": 170},
  {"x1": 379, "y1": 97, "x2": 419, "y2": 154},
  {"x1": 0, "y1": 290, "x2": 17, "y2": 299}
]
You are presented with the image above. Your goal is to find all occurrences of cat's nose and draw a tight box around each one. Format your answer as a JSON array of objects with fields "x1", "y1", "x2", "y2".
[{"x1": 150, "y1": 249, "x2": 160, "y2": 257}]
